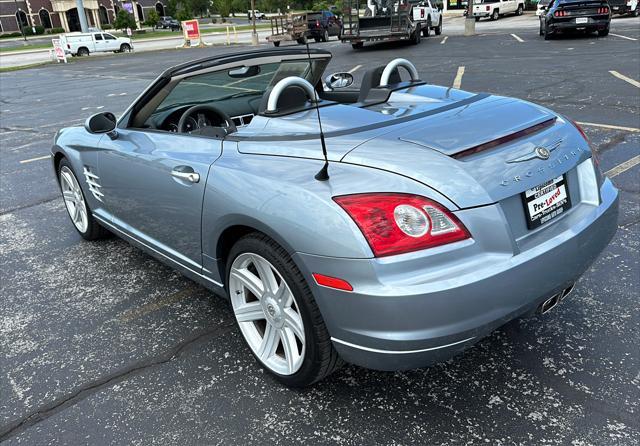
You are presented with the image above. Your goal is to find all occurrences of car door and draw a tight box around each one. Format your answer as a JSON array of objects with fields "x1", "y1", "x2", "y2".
[
  {"x1": 98, "y1": 130, "x2": 220, "y2": 271},
  {"x1": 503, "y1": 0, "x2": 516, "y2": 13},
  {"x1": 93, "y1": 33, "x2": 104, "y2": 52},
  {"x1": 102, "y1": 33, "x2": 119, "y2": 51}
]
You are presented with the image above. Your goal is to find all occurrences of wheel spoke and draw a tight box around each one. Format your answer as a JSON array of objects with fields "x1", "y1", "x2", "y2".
[
  {"x1": 252, "y1": 255, "x2": 279, "y2": 294},
  {"x1": 280, "y1": 327, "x2": 300, "y2": 374},
  {"x1": 63, "y1": 191, "x2": 76, "y2": 203},
  {"x1": 274, "y1": 281, "x2": 290, "y2": 306},
  {"x1": 234, "y1": 301, "x2": 265, "y2": 323},
  {"x1": 257, "y1": 323, "x2": 279, "y2": 360},
  {"x1": 283, "y1": 308, "x2": 305, "y2": 343},
  {"x1": 231, "y1": 267, "x2": 264, "y2": 299},
  {"x1": 71, "y1": 203, "x2": 80, "y2": 222}
]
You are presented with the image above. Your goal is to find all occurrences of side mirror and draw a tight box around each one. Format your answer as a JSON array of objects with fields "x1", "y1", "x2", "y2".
[
  {"x1": 85, "y1": 112, "x2": 117, "y2": 139},
  {"x1": 325, "y1": 72, "x2": 354, "y2": 89}
]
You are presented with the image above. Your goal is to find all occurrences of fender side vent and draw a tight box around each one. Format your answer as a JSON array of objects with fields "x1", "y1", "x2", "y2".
[{"x1": 83, "y1": 167, "x2": 104, "y2": 202}]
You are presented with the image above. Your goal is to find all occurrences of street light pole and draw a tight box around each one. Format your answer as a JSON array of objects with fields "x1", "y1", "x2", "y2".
[
  {"x1": 465, "y1": 0, "x2": 476, "y2": 36},
  {"x1": 75, "y1": 0, "x2": 90, "y2": 33},
  {"x1": 251, "y1": 0, "x2": 258, "y2": 45},
  {"x1": 13, "y1": 0, "x2": 27, "y2": 41}
]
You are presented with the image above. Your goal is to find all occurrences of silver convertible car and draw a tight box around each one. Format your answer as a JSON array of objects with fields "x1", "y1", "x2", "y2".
[{"x1": 52, "y1": 48, "x2": 618, "y2": 386}]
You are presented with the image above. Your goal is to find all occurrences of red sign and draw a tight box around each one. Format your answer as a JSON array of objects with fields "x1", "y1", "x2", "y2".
[{"x1": 182, "y1": 19, "x2": 200, "y2": 41}]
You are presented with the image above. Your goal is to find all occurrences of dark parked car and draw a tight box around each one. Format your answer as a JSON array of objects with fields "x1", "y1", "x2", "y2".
[
  {"x1": 539, "y1": 0, "x2": 611, "y2": 39},
  {"x1": 157, "y1": 16, "x2": 181, "y2": 31},
  {"x1": 307, "y1": 10, "x2": 342, "y2": 42}
]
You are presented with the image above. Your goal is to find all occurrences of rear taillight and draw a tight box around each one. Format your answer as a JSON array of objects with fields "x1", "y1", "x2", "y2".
[
  {"x1": 67, "y1": 44, "x2": 70, "y2": 49},
  {"x1": 486, "y1": 5, "x2": 490, "y2": 11},
  {"x1": 334, "y1": 193, "x2": 470, "y2": 257},
  {"x1": 597, "y1": 7, "x2": 609, "y2": 13},
  {"x1": 421, "y1": 9, "x2": 425, "y2": 18},
  {"x1": 316, "y1": 20, "x2": 320, "y2": 27},
  {"x1": 554, "y1": 10, "x2": 568, "y2": 16}
]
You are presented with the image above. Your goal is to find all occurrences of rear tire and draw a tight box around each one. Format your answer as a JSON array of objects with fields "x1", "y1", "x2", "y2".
[
  {"x1": 435, "y1": 17, "x2": 442, "y2": 35},
  {"x1": 412, "y1": 24, "x2": 422, "y2": 44},
  {"x1": 543, "y1": 24, "x2": 553, "y2": 40},
  {"x1": 424, "y1": 18, "x2": 431, "y2": 37},
  {"x1": 634, "y1": 6, "x2": 639, "y2": 17},
  {"x1": 296, "y1": 35, "x2": 308, "y2": 45},
  {"x1": 598, "y1": 27, "x2": 609, "y2": 37},
  {"x1": 516, "y1": 5, "x2": 523, "y2": 15},
  {"x1": 475, "y1": 16, "x2": 480, "y2": 22},
  {"x1": 351, "y1": 42, "x2": 363, "y2": 49},
  {"x1": 492, "y1": 9, "x2": 500, "y2": 20},
  {"x1": 322, "y1": 29, "x2": 329, "y2": 42},
  {"x1": 57, "y1": 158, "x2": 109, "y2": 241},
  {"x1": 77, "y1": 47, "x2": 89, "y2": 56},
  {"x1": 226, "y1": 234, "x2": 343, "y2": 387},
  {"x1": 273, "y1": 41, "x2": 280, "y2": 47}
]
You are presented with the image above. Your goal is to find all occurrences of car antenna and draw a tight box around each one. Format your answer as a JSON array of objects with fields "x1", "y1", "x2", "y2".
[{"x1": 304, "y1": 41, "x2": 330, "y2": 181}]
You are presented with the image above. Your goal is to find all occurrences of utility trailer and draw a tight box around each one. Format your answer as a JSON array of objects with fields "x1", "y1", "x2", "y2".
[
  {"x1": 266, "y1": 13, "x2": 312, "y2": 46},
  {"x1": 341, "y1": 0, "x2": 423, "y2": 49}
]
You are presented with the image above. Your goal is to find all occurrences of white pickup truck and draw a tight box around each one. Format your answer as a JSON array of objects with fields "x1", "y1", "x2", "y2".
[
  {"x1": 59, "y1": 32, "x2": 133, "y2": 57},
  {"x1": 412, "y1": 0, "x2": 443, "y2": 37},
  {"x1": 472, "y1": 0, "x2": 525, "y2": 21}
]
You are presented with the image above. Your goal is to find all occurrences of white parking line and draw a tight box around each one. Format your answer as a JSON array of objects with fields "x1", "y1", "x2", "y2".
[
  {"x1": 510, "y1": 33, "x2": 524, "y2": 43},
  {"x1": 453, "y1": 66, "x2": 465, "y2": 89},
  {"x1": 609, "y1": 70, "x2": 640, "y2": 89},
  {"x1": 605, "y1": 155, "x2": 640, "y2": 178},
  {"x1": 577, "y1": 121, "x2": 640, "y2": 132},
  {"x1": 609, "y1": 33, "x2": 638, "y2": 41},
  {"x1": 440, "y1": 36, "x2": 448, "y2": 44},
  {"x1": 19, "y1": 155, "x2": 50, "y2": 164},
  {"x1": 348, "y1": 64, "x2": 362, "y2": 74}
]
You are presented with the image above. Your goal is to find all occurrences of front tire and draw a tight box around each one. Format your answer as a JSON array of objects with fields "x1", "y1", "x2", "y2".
[
  {"x1": 57, "y1": 159, "x2": 108, "y2": 240},
  {"x1": 120, "y1": 43, "x2": 131, "y2": 52},
  {"x1": 226, "y1": 234, "x2": 342, "y2": 387}
]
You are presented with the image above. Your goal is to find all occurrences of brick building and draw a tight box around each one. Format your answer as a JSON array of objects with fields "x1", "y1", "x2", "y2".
[{"x1": 0, "y1": 0, "x2": 168, "y2": 34}]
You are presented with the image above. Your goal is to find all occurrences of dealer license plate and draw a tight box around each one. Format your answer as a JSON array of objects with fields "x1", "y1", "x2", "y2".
[
  {"x1": 576, "y1": 17, "x2": 588, "y2": 24},
  {"x1": 522, "y1": 175, "x2": 571, "y2": 229}
]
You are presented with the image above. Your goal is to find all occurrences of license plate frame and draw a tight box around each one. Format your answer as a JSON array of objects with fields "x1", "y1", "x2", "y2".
[{"x1": 522, "y1": 175, "x2": 572, "y2": 230}]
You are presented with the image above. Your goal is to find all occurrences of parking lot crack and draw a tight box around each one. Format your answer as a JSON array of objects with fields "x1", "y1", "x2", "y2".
[{"x1": 0, "y1": 322, "x2": 235, "y2": 443}]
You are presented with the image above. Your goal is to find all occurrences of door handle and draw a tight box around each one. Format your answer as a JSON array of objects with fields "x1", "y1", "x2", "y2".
[{"x1": 171, "y1": 169, "x2": 200, "y2": 183}]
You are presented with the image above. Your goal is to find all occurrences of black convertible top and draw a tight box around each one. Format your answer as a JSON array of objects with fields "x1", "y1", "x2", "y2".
[{"x1": 162, "y1": 48, "x2": 332, "y2": 78}]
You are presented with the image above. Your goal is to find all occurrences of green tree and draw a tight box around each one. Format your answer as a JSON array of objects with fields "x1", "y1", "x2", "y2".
[
  {"x1": 144, "y1": 9, "x2": 160, "y2": 27},
  {"x1": 212, "y1": 0, "x2": 232, "y2": 17},
  {"x1": 113, "y1": 10, "x2": 137, "y2": 30},
  {"x1": 176, "y1": 3, "x2": 194, "y2": 21},
  {"x1": 165, "y1": 0, "x2": 178, "y2": 16},
  {"x1": 312, "y1": 1, "x2": 328, "y2": 11},
  {"x1": 190, "y1": 0, "x2": 211, "y2": 16}
]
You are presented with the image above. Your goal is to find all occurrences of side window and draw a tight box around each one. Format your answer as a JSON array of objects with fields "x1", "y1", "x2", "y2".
[
  {"x1": 104, "y1": 34, "x2": 116, "y2": 40},
  {"x1": 94, "y1": 33, "x2": 103, "y2": 40}
]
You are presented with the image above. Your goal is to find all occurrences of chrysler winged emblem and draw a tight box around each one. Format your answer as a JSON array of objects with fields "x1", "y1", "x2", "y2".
[{"x1": 506, "y1": 139, "x2": 562, "y2": 164}]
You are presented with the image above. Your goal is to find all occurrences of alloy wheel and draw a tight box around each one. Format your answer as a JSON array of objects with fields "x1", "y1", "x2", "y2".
[
  {"x1": 229, "y1": 253, "x2": 306, "y2": 375},
  {"x1": 59, "y1": 166, "x2": 88, "y2": 233}
]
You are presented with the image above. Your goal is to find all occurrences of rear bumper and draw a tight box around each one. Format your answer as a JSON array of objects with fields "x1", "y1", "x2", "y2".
[
  {"x1": 294, "y1": 178, "x2": 618, "y2": 371},
  {"x1": 548, "y1": 17, "x2": 610, "y2": 31}
]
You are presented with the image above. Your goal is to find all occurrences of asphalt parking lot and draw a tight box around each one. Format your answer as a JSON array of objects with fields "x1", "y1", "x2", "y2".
[{"x1": 1, "y1": 15, "x2": 639, "y2": 445}]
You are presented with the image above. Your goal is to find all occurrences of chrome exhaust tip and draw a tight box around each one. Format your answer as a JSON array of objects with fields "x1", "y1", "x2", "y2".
[
  {"x1": 540, "y1": 293, "x2": 561, "y2": 314},
  {"x1": 560, "y1": 283, "x2": 575, "y2": 301}
]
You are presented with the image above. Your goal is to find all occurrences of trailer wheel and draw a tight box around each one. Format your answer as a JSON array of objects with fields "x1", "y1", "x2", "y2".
[
  {"x1": 273, "y1": 41, "x2": 280, "y2": 47},
  {"x1": 351, "y1": 42, "x2": 363, "y2": 50},
  {"x1": 296, "y1": 35, "x2": 308, "y2": 45}
]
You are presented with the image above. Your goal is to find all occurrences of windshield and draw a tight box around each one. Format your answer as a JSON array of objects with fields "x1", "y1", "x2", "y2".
[{"x1": 154, "y1": 60, "x2": 321, "y2": 114}]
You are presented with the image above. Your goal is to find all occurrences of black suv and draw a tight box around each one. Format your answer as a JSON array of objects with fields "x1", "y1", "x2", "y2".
[
  {"x1": 156, "y1": 16, "x2": 181, "y2": 31},
  {"x1": 539, "y1": 0, "x2": 611, "y2": 39},
  {"x1": 306, "y1": 11, "x2": 343, "y2": 42}
]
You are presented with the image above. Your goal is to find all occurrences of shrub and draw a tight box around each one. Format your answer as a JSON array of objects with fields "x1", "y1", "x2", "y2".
[
  {"x1": 21, "y1": 25, "x2": 45, "y2": 35},
  {"x1": 1, "y1": 31, "x2": 24, "y2": 38},
  {"x1": 102, "y1": 24, "x2": 112, "y2": 30},
  {"x1": 144, "y1": 10, "x2": 160, "y2": 27},
  {"x1": 113, "y1": 10, "x2": 137, "y2": 31},
  {"x1": 50, "y1": 27, "x2": 65, "y2": 34}
]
